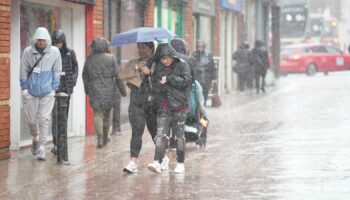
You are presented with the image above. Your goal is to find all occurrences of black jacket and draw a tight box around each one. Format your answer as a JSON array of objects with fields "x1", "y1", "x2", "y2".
[
  {"x1": 51, "y1": 30, "x2": 78, "y2": 94},
  {"x1": 58, "y1": 48, "x2": 78, "y2": 94},
  {"x1": 82, "y1": 38, "x2": 126, "y2": 110},
  {"x1": 250, "y1": 46, "x2": 269, "y2": 73},
  {"x1": 152, "y1": 44, "x2": 192, "y2": 111},
  {"x1": 170, "y1": 38, "x2": 196, "y2": 83},
  {"x1": 233, "y1": 46, "x2": 250, "y2": 74},
  {"x1": 192, "y1": 50, "x2": 216, "y2": 85}
]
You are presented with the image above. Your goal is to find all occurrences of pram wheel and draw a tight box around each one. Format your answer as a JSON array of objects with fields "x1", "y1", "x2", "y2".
[{"x1": 198, "y1": 128, "x2": 207, "y2": 148}]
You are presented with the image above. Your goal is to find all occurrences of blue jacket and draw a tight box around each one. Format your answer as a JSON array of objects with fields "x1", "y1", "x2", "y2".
[{"x1": 20, "y1": 27, "x2": 62, "y2": 97}]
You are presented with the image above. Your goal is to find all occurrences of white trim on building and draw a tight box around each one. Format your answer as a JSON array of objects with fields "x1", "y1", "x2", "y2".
[{"x1": 10, "y1": 0, "x2": 86, "y2": 150}]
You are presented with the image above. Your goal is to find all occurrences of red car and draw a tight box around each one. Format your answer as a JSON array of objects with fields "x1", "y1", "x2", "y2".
[{"x1": 280, "y1": 44, "x2": 350, "y2": 76}]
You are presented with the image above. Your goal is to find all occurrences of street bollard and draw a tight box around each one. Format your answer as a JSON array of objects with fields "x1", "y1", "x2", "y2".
[{"x1": 55, "y1": 92, "x2": 71, "y2": 165}]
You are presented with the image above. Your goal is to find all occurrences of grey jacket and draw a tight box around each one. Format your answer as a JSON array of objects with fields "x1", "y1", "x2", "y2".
[
  {"x1": 82, "y1": 38, "x2": 126, "y2": 110},
  {"x1": 20, "y1": 27, "x2": 62, "y2": 97}
]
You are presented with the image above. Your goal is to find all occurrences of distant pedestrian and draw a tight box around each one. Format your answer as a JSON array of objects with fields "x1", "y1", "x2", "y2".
[
  {"x1": 171, "y1": 38, "x2": 196, "y2": 83},
  {"x1": 147, "y1": 44, "x2": 192, "y2": 174},
  {"x1": 121, "y1": 42, "x2": 158, "y2": 174},
  {"x1": 192, "y1": 40, "x2": 217, "y2": 105},
  {"x1": 82, "y1": 37, "x2": 126, "y2": 149},
  {"x1": 20, "y1": 27, "x2": 62, "y2": 161},
  {"x1": 251, "y1": 40, "x2": 269, "y2": 93},
  {"x1": 50, "y1": 29, "x2": 79, "y2": 159},
  {"x1": 233, "y1": 42, "x2": 250, "y2": 92}
]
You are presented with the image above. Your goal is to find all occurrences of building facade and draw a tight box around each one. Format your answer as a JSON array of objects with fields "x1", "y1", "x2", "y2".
[
  {"x1": 0, "y1": 0, "x2": 105, "y2": 158},
  {"x1": 219, "y1": 0, "x2": 242, "y2": 94},
  {"x1": 0, "y1": 0, "x2": 11, "y2": 159},
  {"x1": 0, "y1": 0, "x2": 279, "y2": 159}
]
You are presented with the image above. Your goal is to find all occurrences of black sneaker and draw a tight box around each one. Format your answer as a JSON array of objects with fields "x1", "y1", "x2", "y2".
[{"x1": 31, "y1": 140, "x2": 39, "y2": 155}]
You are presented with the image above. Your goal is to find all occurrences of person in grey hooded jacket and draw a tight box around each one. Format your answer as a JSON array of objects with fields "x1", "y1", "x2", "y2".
[
  {"x1": 82, "y1": 37, "x2": 126, "y2": 149},
  {"x1": 20, "y1": 27, "x2": 62, "y2": 161},
  {"x1": 192, "y1": 40, "x2": 217, "y2": 105}
]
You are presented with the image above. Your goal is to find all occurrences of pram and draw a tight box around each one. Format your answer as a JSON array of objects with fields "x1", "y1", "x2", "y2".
[
  {"x1": 184, "y1": 80, "x2": 209, "y2": 147},
  {"x1": 167, "y1": 80, "x2": 209, "y2": 148}
]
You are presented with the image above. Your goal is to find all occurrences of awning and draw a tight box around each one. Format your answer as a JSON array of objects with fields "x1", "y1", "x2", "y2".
[{"x1": 64, "y1": 0, "x2": 96, "y2": 4}]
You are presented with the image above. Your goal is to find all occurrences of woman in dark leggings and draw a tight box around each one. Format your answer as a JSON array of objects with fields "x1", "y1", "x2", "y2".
[{"x1": 122, "y1": 42, "x2": 158, "y2": 173}]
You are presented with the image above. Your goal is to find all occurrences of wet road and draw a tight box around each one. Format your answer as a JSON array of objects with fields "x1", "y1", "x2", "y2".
[{"x1": 1, "y1": 72, "x2": 350, "y2": 200}]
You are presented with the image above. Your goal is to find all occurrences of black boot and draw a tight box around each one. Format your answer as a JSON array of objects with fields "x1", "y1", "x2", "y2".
[
  {"x1": 97, "y1": 135, "x2": 103, "y2": 149},
  {"x1": 103, "y1": 132, "x2": 110, "y2": 146}
]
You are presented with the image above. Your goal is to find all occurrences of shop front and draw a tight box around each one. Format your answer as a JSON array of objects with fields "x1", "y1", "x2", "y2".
[
  {"x1": 10, "y1": 0, "x2": 87, "y2": 149},
  {"x1": 154, "y1": 0, "x2": 188, "y2": 38},
  {"x1": 192, "y1": 0, "x2": 215, "y2": 52},
  {"x1": 220, "y1": 0, "x2": 241, "y2": 92}
]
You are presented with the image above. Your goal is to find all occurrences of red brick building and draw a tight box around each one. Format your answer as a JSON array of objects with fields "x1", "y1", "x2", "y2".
[
  {"x1": 0, "y1": 0, "x2": 11, "y2": 160},
  {"x1": 2, "y1": 0, "x2": 104, "y2": 158},
  {"x1": 0, "y1": 0, "x2": 225, "y2": 159}
]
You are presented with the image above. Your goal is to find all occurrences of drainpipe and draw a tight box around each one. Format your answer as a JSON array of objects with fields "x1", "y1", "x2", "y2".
[{"x1": 271, "y1": 0, "x2": 280, "y2": 78}]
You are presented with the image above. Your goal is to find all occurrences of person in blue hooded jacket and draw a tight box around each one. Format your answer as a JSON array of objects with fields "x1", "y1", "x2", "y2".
[{"x1": 20, "y1": 27, "x2": 62, "y2": 161}]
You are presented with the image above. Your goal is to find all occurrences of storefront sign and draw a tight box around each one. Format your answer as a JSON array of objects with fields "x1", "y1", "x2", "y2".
[
  {"x1": 220, "y1": 0, "x2": 241, "y2": 12},
  {"x1": 192, "y1": 0, "x2": 216, "y2": 17},
  {"x1": 64, "y1": 0, "x2": 96, "y2": 4}
]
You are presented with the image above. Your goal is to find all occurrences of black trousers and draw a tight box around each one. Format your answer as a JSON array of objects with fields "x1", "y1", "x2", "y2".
[
  {"x1": 199, "y1": 81, "x2": 211, "y2": 105},
  {"x1": 238, "y1": 73, "x2": 247, "y2": 92},
  {"x1": 52, "y1": 96, "x2": 70, "y2": 146},
  {"x1": 255, "y1": 70, "x2": 267, "y2": 93},
  {"x1": 129, "y1": 102, "x2": 157, "y2": 158},
  {"x1": 154, "y1": 109, "x2": 186, "y2": 163},
  {"x1": 112, "y1": 94, "x2": 121, "y2": 131}
]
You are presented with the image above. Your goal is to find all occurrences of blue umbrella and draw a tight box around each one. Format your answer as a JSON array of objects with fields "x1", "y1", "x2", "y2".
[{"x1": 110, "y1": 27, "x2": 176, "y2": 47}]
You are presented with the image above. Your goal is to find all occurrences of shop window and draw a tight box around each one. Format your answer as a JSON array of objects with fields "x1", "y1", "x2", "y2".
[
  {"x1": 20, "y1": 1, "x2": 74, "y2": 141},
  {"x1": 21, "y1": 2, "x2": 60, "y2": 51},
  {"x1": 199, "y1": 16, "x2": 212, "y2": 52}
]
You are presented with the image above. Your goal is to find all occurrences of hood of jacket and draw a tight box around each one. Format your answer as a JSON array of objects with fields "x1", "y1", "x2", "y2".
[
  {"x1": 90, "y1": 37, "x2": 110, "y2": 54},
  {"x1": 52, "y1": 29, "x2": 68, "y2": 52},
  {"x1": 158, "y1": 43, "x2": 180, "y2": 61},
  {"x1": 170, "y1": 38, "x2": 187, "y2": 55},
  {"x1": 31, "y1": 27, "x2": 52, "y2": 53}
]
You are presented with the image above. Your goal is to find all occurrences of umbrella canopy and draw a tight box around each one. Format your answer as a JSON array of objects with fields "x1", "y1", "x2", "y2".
[{"x1": 110, "y1": 27, "x2": 176, "y2": 47}]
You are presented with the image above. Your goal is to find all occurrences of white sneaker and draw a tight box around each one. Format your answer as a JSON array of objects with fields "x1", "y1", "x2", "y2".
[
  {"x1": 174, "y1": 163, "x2": 185, "y2": 174},
  {"x1": 37, "y1": 145, "x2": 46, "y2": 161},
  {"x1": 161, "y1": 156, "x2": 169, "y2": 171},
  {"x1": 147, "y1": 161, "x2": 161, "y2": 173},
  {"x1": 123, "y1": 161, "x2": 138, "y2": 173}
]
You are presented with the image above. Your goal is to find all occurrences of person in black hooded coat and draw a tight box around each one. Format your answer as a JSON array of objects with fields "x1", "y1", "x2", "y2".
[
  {"x1": 50, "y1": 29, "x2": 78, "y2": 157},
  {"x1": 233, "y1": 42, "x2": 250, "y2": 92},
  {"x1": 251, "y1": 40, "x2": 269, "y2": 93},
  {"x1": 147, "y1": 43, "x2": 192, "y2": 174},
  {"x1": 82, "y1": 37, "x2": 126, "y2": 149}
]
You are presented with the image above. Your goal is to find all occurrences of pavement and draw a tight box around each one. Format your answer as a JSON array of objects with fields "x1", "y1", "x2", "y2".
[{"x1": 1, "y1": 71, "x2": 350, "y2": 200}]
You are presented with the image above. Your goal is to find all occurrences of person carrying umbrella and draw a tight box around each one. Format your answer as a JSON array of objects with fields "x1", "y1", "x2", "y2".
[{"x1": 121, "y1": 42, "x2": 158, "y2": 174}]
